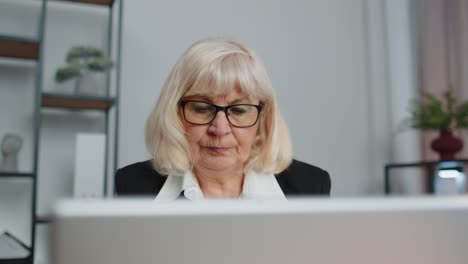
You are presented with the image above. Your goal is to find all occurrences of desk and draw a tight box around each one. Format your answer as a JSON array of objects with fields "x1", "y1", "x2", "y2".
[{"x1": 384, "y1": 159, "x2": 468, "y2": 194}]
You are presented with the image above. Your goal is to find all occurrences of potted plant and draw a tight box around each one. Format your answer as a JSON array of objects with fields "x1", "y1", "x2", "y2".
[
  {"x1": 405, "y1": 88, "x2": 468, "y2": 160},
  {"x1": 55, "y1": 46, "x2": 113, "y2": 94}
]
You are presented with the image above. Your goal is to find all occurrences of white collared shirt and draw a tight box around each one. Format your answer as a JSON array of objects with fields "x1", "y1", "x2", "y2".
[{"x1": 155, "y1": 170, "x2": 287, "y2": 201}]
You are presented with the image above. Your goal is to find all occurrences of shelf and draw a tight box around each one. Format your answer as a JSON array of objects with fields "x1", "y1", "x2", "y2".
[
  {"x1": 0, "y1": 36, "x2": 39, "y2": 60},
  {"x1": 0, "y1": 258, "x2": 30, "y2": 264},
  {"x1": 80, "y1": 0, "x2": 114, "y2": 6},
  {"x1": 42, "y1": 92, "x2": 115, "y2": 111},
  {"x1": 385, "y1": 159, "x2": 468, "y2": 169},
  {"x1": 34, "y1": 216, "x2": 51, "y2": 225},
  {"x1": 0, "y1": 172, "x2": 34, "y2": 178},
  {"x1": 57, "y1": 0, "x2": 114, "y2": 6}
]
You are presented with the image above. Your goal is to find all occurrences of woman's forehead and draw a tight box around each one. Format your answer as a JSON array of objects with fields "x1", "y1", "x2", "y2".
[{"x1": 183, "y1": 89, "x2": 258, "y2": 103}]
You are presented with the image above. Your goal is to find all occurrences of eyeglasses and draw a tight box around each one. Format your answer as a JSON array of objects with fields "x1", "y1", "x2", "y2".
[{"x1": 180, "y1": 100, "x2": 263, "y2": 128}]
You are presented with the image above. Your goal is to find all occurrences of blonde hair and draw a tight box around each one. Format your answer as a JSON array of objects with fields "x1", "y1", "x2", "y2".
[{"x1": 145, "y1": 38, "x2": 292, "y2": 176}]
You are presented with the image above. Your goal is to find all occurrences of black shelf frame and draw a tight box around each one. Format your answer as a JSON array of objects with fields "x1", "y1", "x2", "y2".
[
  {"x1": 34, "y1": 216, "x2": 51, "y2": 225},
  {"x1": 49, "y1": 0, "x2": 114, "y2": 6},
  {"x1": 0, "y1": 172, "x2": 35, "y2": 178}
]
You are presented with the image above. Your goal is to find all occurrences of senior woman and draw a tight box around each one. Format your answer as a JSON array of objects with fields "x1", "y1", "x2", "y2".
[{"x1": 115, "y1": 38, "x2": 330, "y2": 200}]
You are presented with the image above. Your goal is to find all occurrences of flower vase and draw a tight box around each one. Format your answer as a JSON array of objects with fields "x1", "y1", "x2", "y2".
[
  {"x1": 430, "y1": 129, "x2": 463, "y2": 160},
  {"x1": 74, "y1": 74, "x2": 84, "y2": 94}
]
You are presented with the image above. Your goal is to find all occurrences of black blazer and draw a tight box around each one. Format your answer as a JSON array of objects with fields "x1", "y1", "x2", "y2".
[{"x1": 115, "y1": 159, "x2": 331, "y2": 197}]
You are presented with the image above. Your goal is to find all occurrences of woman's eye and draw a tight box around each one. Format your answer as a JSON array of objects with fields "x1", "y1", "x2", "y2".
[
  {"x1": 192, "y1": 105, "x2": 213, "y2": 113},
  {"x1": 230, "y1": 106, "x2": 248, "y2": 115}
]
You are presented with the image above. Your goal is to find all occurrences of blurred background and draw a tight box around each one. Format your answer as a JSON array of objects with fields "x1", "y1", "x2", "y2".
[{"x1": 1, "y1": 0, "x2": 467, "y2": 263}]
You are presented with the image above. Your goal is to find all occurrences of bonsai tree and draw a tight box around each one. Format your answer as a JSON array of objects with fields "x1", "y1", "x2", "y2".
[{"x1": 55, "y1": 46, "x2": 113, "y2": 93}]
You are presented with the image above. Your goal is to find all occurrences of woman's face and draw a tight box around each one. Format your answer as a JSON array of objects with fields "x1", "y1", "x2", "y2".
[{"x1": 180, "y1": 89, "x2": 260, "y2": 173}]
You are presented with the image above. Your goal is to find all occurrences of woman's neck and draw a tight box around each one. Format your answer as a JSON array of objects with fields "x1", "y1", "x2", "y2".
[{"x1": 194, "y1": 166, "x2": 244, "y2": 199}]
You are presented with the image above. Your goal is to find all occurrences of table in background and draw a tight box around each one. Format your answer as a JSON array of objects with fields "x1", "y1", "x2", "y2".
[{"x1": 384, "y1": 159, "x2": 468, "y2": 194}]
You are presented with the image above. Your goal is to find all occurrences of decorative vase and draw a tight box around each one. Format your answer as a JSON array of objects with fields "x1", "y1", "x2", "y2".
[
  {"x1": 73, "y1": 71, "x2": 103, "y2": 96},
  {"x1": 430, "y1": 129, "x2": 463, "y2": 160},
  {"x1": 74, "y1": 74, "x2": 84, "y2": 94},
  {"x1": 1, "y1": 133, "x2": 23, "y2": 172},
  {"x1": 73, "y1": 69, "x2": 95, "y2": 95}
]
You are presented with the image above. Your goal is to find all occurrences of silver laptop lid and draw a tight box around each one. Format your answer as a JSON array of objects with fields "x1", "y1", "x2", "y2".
[{"x1": 51, "y1": 197, "x2": 468, "y2": 264}]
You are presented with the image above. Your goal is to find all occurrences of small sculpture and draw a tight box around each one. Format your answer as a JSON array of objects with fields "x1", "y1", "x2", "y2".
[{"x1": 1, "y1": 134, "x2": 23, "y2": 172}]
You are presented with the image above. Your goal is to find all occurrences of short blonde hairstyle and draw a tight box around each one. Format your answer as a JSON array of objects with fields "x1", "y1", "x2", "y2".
[{"x1": 145, "y1": 38, "x2": 292, "y2": 176}]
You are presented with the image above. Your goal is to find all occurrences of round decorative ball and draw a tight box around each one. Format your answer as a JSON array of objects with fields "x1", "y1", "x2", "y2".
[{"x1": 1, "y1": 134, "x2": 23, "y2": 155}]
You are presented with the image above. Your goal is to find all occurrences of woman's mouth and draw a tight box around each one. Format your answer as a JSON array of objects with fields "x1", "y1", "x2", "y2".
[{"x1": 207, "y1": 147, "x2": 229, "y2": 154}]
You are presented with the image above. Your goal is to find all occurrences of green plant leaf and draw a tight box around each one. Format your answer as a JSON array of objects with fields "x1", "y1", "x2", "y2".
[
  {"x1": 55, "y1": 45, "x2": 113, "y2": 84},
  {"x1": 55, "y1": 63, "x2": 83, "y2": 83},
  {"x1": 66, "y1": 46, "x2": 106, "y2": 64},
  {"x1": 408, "y1": 91, "x2": 451, "y2": 130},
  {"x1": 456, "y1": 101, "x2": 468, "y2": 128},
  {"x1": 87, "y1": 57, "x2": 113, "y2": 72}
]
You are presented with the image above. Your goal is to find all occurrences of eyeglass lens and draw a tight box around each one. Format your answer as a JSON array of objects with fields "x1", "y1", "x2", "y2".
[{"x1": 183, "y1": 101, "x2": 260, "y2": 127}]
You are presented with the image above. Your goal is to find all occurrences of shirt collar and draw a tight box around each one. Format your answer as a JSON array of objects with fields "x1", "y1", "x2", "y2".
[
  {"x1": 155, "y1": 170, "x2": 286, "y2": 201},
  {"x1": 241, "y1": 171, "x2": 286, "y2": 200},
  {"x1": 181, "y1": 170, "x2": 204, "y2": 200}
]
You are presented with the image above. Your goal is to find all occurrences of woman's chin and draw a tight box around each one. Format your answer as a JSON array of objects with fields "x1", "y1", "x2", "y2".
[{"x1": 199, "y1": 156, "x2": 240, "y2": 171}]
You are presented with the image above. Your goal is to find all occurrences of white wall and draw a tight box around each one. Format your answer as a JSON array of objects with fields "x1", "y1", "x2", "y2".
[
  {"x1": 0, "y1": 1, "x2": 422, "y2": 263},
  {"x1": 119, "y1": 0, "x2": 400, "y2": 196}
]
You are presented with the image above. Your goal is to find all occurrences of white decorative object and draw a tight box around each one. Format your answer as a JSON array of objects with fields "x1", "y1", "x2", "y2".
[
  {"x1": 1, "y1": 134, "x2": 23, "y2": 172},
  {"x1": 73, "y1": 133, "x2": 106, "y2": 198},
  {"x1": 434, "y1": 169, "x2": 466, "y2": 195}
]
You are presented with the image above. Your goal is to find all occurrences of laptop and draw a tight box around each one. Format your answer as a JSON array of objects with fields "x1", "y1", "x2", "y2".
[{"x1": 50, "y1": 197, "x2": 468, "y2": 264}]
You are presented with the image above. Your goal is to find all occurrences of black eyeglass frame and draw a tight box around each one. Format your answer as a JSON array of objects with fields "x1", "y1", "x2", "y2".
[{"x1": 180, "y1": 100, "x2": 263, "y2": 128}]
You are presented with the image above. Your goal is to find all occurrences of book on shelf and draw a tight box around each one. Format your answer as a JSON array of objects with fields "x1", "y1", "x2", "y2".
[{"x1": 0, "y1": 231, "x2": 29, "y2": 260}]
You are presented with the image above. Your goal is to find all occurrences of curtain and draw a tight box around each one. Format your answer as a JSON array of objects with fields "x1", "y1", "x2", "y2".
[{"x1": 417, "y1": 0, "x2": 468, "y2": 160}]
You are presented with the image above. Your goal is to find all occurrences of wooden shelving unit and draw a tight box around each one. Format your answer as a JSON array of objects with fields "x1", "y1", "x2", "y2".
[
  {"x1": 0, "y1": 33, "x2": 39, "y2": 264},
  {"x1": 42, "y1": 93, "x2": 115, "y2": 111},
  {"x1": 0, "y1": 36, "x2": 39, "y2": 60},
  {"x1": 0, "y1": 0, "x2": 123, "y2": 263},
  {"x1": 59, "y1": 0, "x2": 114, "y2": 6}
]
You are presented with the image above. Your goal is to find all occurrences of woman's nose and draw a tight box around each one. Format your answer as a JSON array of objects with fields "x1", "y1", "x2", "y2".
[{"x1": 207, "y1": 111, "x2": 231, "y2": 136}]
